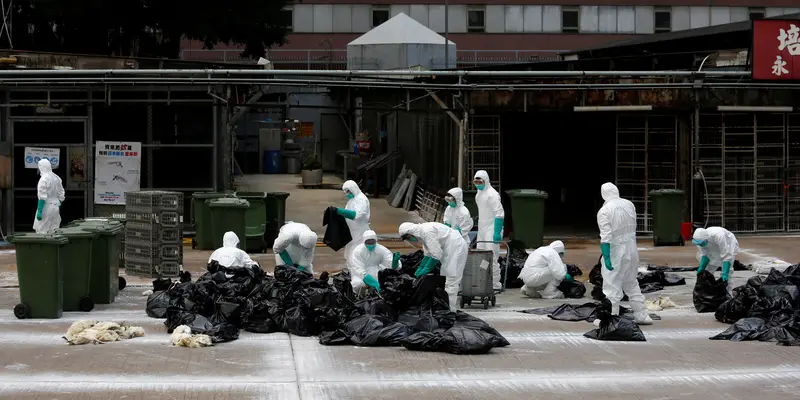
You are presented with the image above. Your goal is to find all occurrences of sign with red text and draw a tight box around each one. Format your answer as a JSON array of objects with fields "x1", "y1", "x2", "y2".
[{"x1": 753, "y1": 19, "x2": 800, "y2": 80}]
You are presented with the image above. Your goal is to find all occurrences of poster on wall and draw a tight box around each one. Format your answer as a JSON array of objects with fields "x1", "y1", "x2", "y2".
[
  {"x1": 24, "y1": 147, "x2": 60, "y2": 169},
  {"x1": 94, "y1": 141, "x2": 141, "y2": 205},
  {"x1": 67, "y1": 146, "x2": 86, "y2": 190}
]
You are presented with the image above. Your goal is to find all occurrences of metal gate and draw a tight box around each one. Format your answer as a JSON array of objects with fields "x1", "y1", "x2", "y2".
[
  {"x1": 694, "y1": 113, "x2": 790, "y2": 233},
  {"x1": 615, "y1": 115, "x2": 678, "y2": 233},
  {"x1": 787, "y1": 114, "x2": 800, "y2": 231},
  {"x1": 467, "y1": 115, "x2": 501, "y2": 191}
]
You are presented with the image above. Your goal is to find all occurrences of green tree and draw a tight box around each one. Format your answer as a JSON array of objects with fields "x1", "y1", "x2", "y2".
[{"x1": 8, "y1": 0, "x2": 291, "y2": 59}]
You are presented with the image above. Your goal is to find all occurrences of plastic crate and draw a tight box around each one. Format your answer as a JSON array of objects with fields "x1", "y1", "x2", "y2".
[
  {"x1": 125, "y1": 259, "x2": 181, "y2": 278},
  {"x1": 125, "y1": 191, "x2": 183, "y2": 213},
  {"x1": 125, "y1": 222, "x2": 181, "y2": 243},
  {"x1": 125, "y1": 211, "x2": 181, "y2": 227},
  {"x1": 125, "y1": 239, "x2": 181, "y2": 263}
]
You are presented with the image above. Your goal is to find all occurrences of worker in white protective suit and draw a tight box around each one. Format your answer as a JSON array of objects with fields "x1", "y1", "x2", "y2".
[
  {"x1": 399, "y1": 222, "x2": 468, "y2": 311},
  {"x1": 348, "y1": 230, "x2": 402, "y2": 294},
  {"x1": 33, "y1": 159, "x2": 65, "y2": 234},
  {"x1": 334, "y1": 180, "x2": 371, "y2": 265},
  {"x1": 597, "y1": 182, "x2": 653, "y2": 325},
  {"x1": 692, "y1": 227, "x2": 740, "y2": 296},
  {"x1": 473, "y1": 170, "x2": 504, "y2": 290},
  {"x1": 442, "y1": 187, "x2": 473, "y2": 244},
  {"x1": 273, "y1": 222, "x2": 318, "y2": 274},
  {"x1": 519, "y1": 240, "x2": 573, "y2": 299},
  {"x1": 208, "y1": 231, "x2": 259, "y2": 269}
]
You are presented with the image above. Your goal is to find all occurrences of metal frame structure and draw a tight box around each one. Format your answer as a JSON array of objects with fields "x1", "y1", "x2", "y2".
[
  {"x1": 466, "y1": 115, "x2": 501, "y2": 192},
  {"x1": 615, "y1": 114, "x2": 678, "y2": 233},
  {"x1": 693, "y1": 112, "x2": 797, "y2": 233}
]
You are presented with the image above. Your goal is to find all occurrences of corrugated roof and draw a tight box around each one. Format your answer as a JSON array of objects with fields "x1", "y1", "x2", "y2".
[{"x1": 348, "y1": 13, "x2": 456, "y2": 46}]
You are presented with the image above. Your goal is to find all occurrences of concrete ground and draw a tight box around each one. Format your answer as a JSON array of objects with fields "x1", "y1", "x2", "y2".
[{"x1": 1, "y1": 174, "x2": 800, "y2": 399}]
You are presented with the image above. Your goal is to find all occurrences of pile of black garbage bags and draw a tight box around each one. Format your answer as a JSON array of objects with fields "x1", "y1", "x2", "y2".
[
  {"x1": 145, "y1": 257, "x2": 509, "y2": 354},
  {"x1": 708, "y1": 264, "x2": 800, "y2": 346}
]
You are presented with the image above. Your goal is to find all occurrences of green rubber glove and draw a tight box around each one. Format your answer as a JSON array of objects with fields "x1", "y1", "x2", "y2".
[
  {"x1": 58, "y1": 201, "x2": 62, "y2": 209},
  {"x1": 279, "y1": 250, "x2": 293, "y2": 266},
  {"x1": 336, "y1": 207, "x2": 356, "y2": 220},
  {"x1": 36, "y1": 199, "x2": 45, "y2": 221},
  {"x1": 297, "y1": 265, "x2": 307, "y2": 272},
  {"x1": 565, "y1": 273, "x2": 573, "y2": 282},
  {"x1": 415, "y1": 256, "x2": 436, "y2": 277},
  {"x1": 721, "y1": 261, "x2": 731, "y2": 281},
  {"x1": 455, "y1": 226, "x2": 462, "y2": 234},
  {"x1": 600, "y1": 242, "x2": 613, "y2": 271},
  {"x1": 697, "y1": 256, "x2": 710, "y2": 274},
  {"x1": 493, "y1": 218, "x2": 504, "y2": 242},
  {"x1": 363, "y1": 274, "x2": 381, "y2": 291},
  {"x1": 443, "y1": 222, "x2": 451, "y2": 228},
  {"x1": 391, "y1": 252, "x2": 401, "y2": 269}
]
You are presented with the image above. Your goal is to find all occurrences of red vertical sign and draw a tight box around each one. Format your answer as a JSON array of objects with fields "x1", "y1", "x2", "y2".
[{"x1": 752, "y1": 19, "x2": 800, "y2": 80}]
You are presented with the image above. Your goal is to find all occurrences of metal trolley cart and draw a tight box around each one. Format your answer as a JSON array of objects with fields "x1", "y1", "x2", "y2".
[{"x1": 459, "y1": 241, "x2": 508, "y2": 309}]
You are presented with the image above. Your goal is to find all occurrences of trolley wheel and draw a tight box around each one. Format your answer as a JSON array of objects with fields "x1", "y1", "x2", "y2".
[
  {"x1": 491, "y1": 296, "x2": 496, "y2": 307},
  {"x1": 79, "y1": 296, "x2": 95, "y2": 312},
  {"x1": 459, "y1": 296, "x2": 465, "y2": 309},
  {"x1": 191, "y1": 238, "x2": 197, "y2": 249},
  {"x1": 465, "y1": 297, "x2": 473, "y2": 306},
  {"x1": 118, "y1": 277, "x2": 127, "y2": 291},
  {"x1": 13, "y1": 303, "x2": 29, "y2": 319},
  {"x1": 483, "y1": 298, "x2": 489, "y2": 309}
]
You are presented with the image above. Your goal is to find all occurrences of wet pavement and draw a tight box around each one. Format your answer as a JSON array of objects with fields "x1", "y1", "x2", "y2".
[{"x1": 1, "y1": 174, "x2": 799, "y2": 399}]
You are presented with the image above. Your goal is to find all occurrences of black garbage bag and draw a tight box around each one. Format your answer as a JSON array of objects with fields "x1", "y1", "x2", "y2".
[
  {"x1": 638, "y1": 271, "x2": 686, "y2": 287},
  {"x1": 647, "y1": 265, "x2": 697, "y2": 272},
  {"x1": 693, "y1": 270, "x2": 730, "y2": 313},
  {"x1": 319, "y1": 314, "x2": 410, "y2": 346},
  {"x1": 522, "y1": 300, "x2": 632, "y2": 322},
  {"x1": 715, "y1": 284, "x2": 760, "y2": 323},
  {"x1": 639, "y1": 282, "x2": 664, "y2": 293},
  {"x1": 145, "y1": 290, "x2": 170, "y2": 318},
  {"x1": 322, "y1": 206, "x2": 352, "y2": 251},
  {"x1": 566, "y1": 264, "x2": 583, "y2": 277},
  {"x1": 584, "y1": 315, "x2": 647, "y2": 342},
  {"x1": 557, "y1": 280, "x2": 586, "y2": 299},
  {"x1": 498, "y1": 240, "x2": 528, "y2": 289},
  {"x1": 399, "y1": 250, "x2": 425, "y2": 274},
  {"x1": 152, "y1": 277, "x2": 173, "y2": 291},
  {"x1": 402, "y1": 326, "x2": 510, "y2": 355}
]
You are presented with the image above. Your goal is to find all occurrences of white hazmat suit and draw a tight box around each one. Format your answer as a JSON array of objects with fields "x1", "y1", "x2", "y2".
[
  {"x1": 443, "y1": 187, "x2": 473, "y2": 244},
  {"x1": 519, "y1": 241, "x2": 567, "y2": 299},
  {"x1": 33, "y1": 159, "x2": 65, "y2": 234},
  {"x1": 693, "y1": 226, "x2": 739, "y2": 296},
  {"x1": 209, "y1": 231, "x2": 259, "y2": 269},
  {"x1": 474, "y1": 170, "x2": 504, "y2": 290},
  {"x1": 597, "y1": 182, "x2": 652, "y2": 324},
  {"x1": 341, "y1": 180, "x2": 371, "y2": 264},
  {"x1": 348, "y1": 230, "x2": 399, "y2": 294},
  {"x1": 399, "y1": 222, "x2": 468, "y2": 311},
  {"x1": 273, "y1": 222, "x2": 318, "y2": 274}
]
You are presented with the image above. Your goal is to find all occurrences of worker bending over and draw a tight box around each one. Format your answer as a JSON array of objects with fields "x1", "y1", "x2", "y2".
[
  {"x1": 209, "y1": 231, "x2": 260, "y2": 269},
  {"x1": 399, "y1": 222, "x2": 468, "y2": 311},
  {"x1": 692, "y1": 227, "x2": 740, "y2": 296},
  {"x1": 273, "y1": 222, "x2": 318, "y2": 273},
  {"x1": 519, "y1": 240, "x2": 572, "y2": 299},
  {"x1": 443, "y1": 187, "x2": 473, "y2": 244},
  {"x1": 348, "y1": 230, "x2": 401, "y2": 294}
]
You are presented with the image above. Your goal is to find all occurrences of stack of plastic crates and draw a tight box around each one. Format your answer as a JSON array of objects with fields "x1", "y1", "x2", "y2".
[{"x1": 124, "y1": 191, "x2": 183, "y2": 278}]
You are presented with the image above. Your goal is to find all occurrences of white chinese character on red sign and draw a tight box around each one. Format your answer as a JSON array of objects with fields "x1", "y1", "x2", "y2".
[
  {"x1": 773, "y1": 55, "x2": 789, "y2": 76},
  {"x1": 777, "y1": 24, "x2": 800, "y2": 55}
]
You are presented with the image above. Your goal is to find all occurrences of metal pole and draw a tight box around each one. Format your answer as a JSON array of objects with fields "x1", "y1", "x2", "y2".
[
  {"x1": 444, "y1": 0, "x2": 449, "y2": 69},
  {"x1": 458, "y1": 93, "x2": 467, "y2": 188}
]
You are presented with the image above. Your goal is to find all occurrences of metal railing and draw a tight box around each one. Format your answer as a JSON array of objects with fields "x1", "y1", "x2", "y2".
[{"x1": 179, "y1": 48, "x2": 565, "y2": 69}]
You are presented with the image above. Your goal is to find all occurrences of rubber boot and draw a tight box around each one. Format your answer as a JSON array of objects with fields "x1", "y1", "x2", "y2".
[{"x1": 631, "y1": 301, "x2": 654, "y2": 325}]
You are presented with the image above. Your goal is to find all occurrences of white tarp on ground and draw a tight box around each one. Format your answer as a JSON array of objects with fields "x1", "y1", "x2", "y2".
[{"x1": 347, "y1": 13, "x2": 457, "y2": 70}]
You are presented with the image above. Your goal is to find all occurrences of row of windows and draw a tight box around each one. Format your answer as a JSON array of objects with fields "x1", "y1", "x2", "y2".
[{"x1": 281, "y1": 5, "x2": 800, "y2": 35}]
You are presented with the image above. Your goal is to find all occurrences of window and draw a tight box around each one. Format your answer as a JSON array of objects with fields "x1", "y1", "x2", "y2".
[
  {"x1": 467, "y1": 6, "x2": 486, "y2": 33},
  {"x1": 281, "y1": 7, "x2": 293, "y2": 32},
  {"x1": 372, "y1": 6, "x2": 389, "y2": 27},
  {"x1": 654, "y1": 7, "x2": 671, "y2": 33},
  {"x1": 749, "y1": 7, "x2": 765, "y2": 20},
  {"x1": 562, "y1": 6, "x2": 579, "y2": 33}
]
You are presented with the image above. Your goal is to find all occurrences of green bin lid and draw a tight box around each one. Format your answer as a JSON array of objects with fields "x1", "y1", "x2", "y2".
[
  {"x1": 267, "y1": 192, "x2": 290, "y2": 199},
  {"x1": 235, "y1": 191, "x2": 267, "y2": 199},
  {"x1": 649, "y1": 189, "x2": 684, "y2": 196},
  {"x1": 54, "y1": 227, "x2": 99, "y2": 239},
  {"x1": 193, "y1": 191, "x2": 234, "y2": 199},
  {"x1": 8, "y1": 233, "x2": 69, "y2": 245},
  {"x1": 207, "y1": 198, "x2": 250, "y2": 208},
  {"x1": 79, "y1": 222, "x2": 124, "y2": 235},
  {"x1": 505, "y1": 189, "x2": 549, "y2": 199}
]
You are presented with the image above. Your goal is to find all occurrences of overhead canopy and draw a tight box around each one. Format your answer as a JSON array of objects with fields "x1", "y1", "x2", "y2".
[{"x1": 348, "y1": 13, "x2": 455, "y2": 46}]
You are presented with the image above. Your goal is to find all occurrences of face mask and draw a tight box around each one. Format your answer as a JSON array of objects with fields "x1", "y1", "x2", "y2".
[
  {"x1": 475, "y1": 184, "x2": 485, "y2": 191},
  {"x1": 693, "y1": 240, "x2": 708, "y2": 247},
  {"x1": 559, "y1": 252, "x2": 565, "y2": 259},
  {"x1": 408, "y1": 237, "x2": 417, "y2": 242},
  {"x1": 365, "y1": 244, "x2": 376, "y2": 252},
  {"x1": 448, "y1": 201, "x2": 457, "y2": 208},
  {"x1": 346, "y1": 193, "x2": 355, "y2": 200}
]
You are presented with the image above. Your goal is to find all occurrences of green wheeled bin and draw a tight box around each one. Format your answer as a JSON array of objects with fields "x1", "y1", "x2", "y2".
[
  {"x1": 10, "y1": 233, "x2": 69, "y2": 319},
  {"x1": 208, "y1": 198, "x2": 250, "y2": 249},
  {"x1": 55, "y1": 227, "x2": 99, "y2": 312},
  {"x1": 505, "y1": 189, "x2": 549, "y2": 249},
  {"x1": 265, "y1": 192, "x2": 290, "y2": 248},
  {"x1": 649, "y1": 189, "x2": 686, "y2": 247},
  {"x1": 78, "y1": 220, "x2": 126, "y2": 303},
  {"x1": 235, "y1": 191, "x2": 268, "y2": 253},
  {"x1": 192, "y1": 192, "x2": 233, "y2": 250},
  {"x1": 69, "y1": 217, "x2": 127, "y2": 269},
  {"x1": 461, "y1": 190, "x2": 479, "y2": 229}
]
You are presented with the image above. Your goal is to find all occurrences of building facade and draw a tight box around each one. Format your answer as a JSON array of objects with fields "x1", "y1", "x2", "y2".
[{"x1": 181, "y1": 2, "x2": 800, "y2": 66}]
